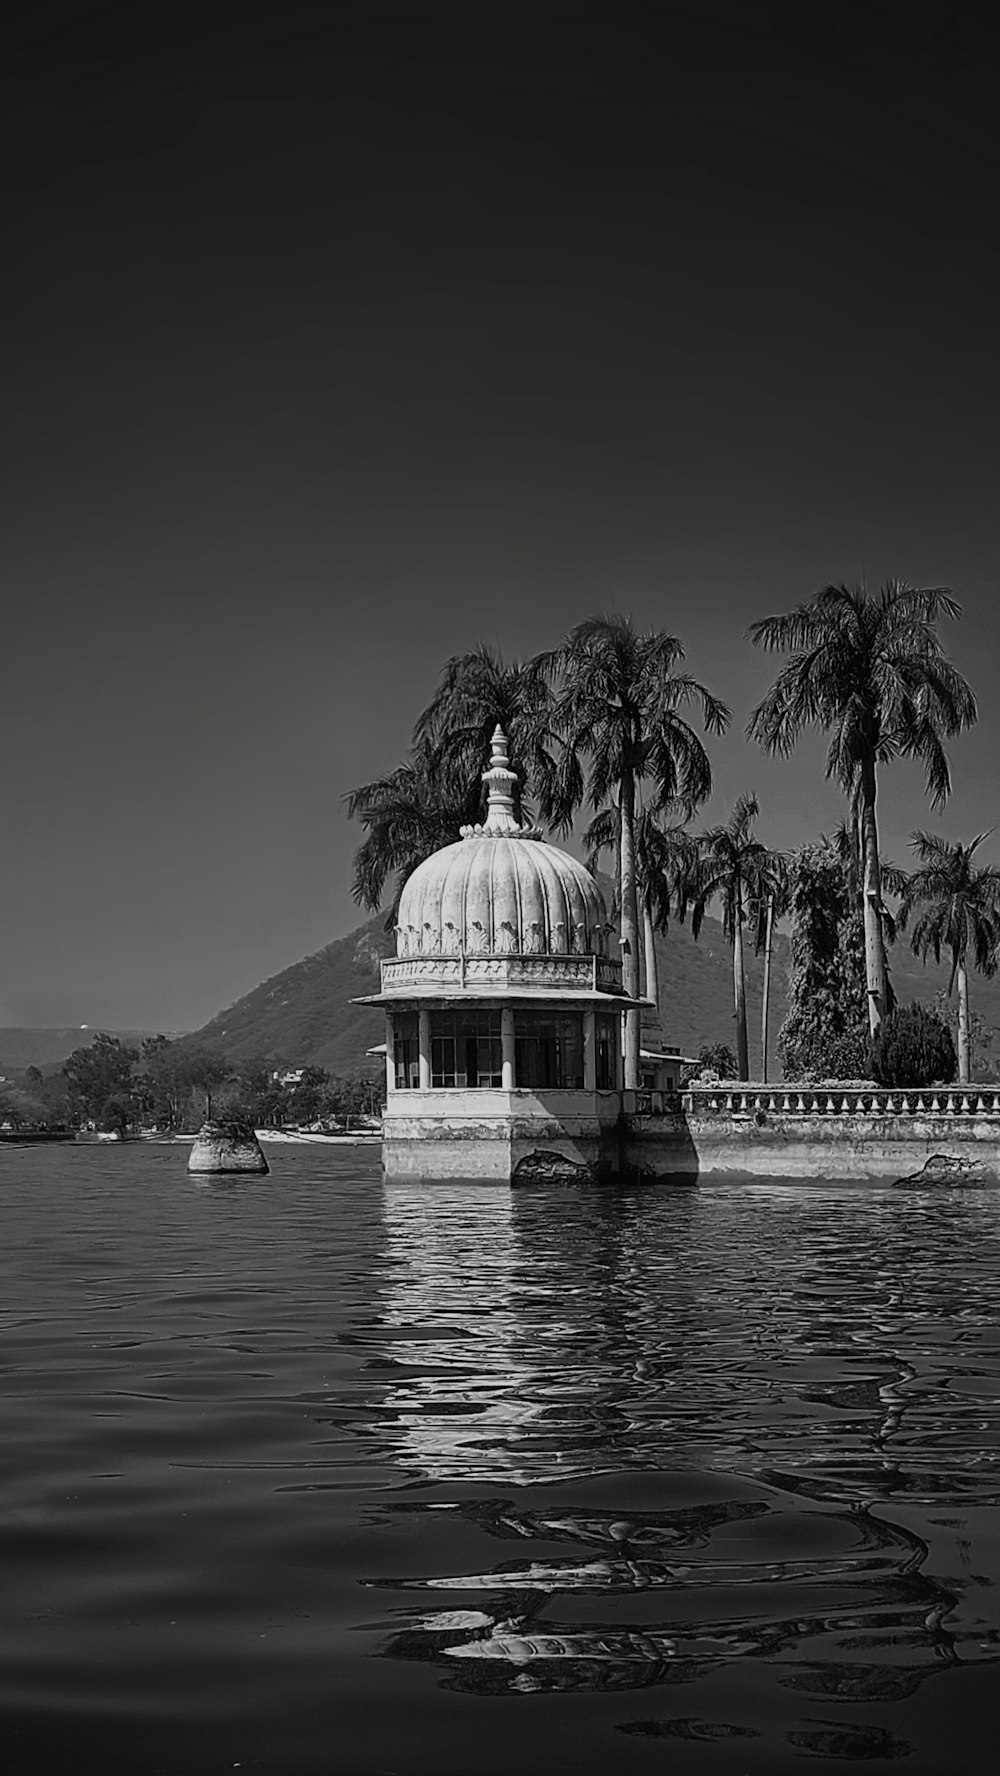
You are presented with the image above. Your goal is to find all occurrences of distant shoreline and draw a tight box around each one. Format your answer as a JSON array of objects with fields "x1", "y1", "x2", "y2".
[{"x1": 70, "y1": 1129, "x2": 380, "y2": 1147}]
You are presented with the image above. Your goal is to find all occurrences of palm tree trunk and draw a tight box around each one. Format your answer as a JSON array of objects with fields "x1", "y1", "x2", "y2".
[
  {"x1": 956, "y1": 953, "x2": 970, "y2": 1083},
  {"x1": 642, "y1": 898, "x2": 659, "y2": 1016},
  {"x1": 620, "y1": 773, "x2": 641, "y2": 1090},
  {"x1": 760, "y1": 893, "x2": 774, "y2": 1084},
  {"x1": 733, "y1": 897, "x2": 749, "y2": 1080},
  {"x1": 859, "y1": 752, "x2": 889, "y2": 1036}
]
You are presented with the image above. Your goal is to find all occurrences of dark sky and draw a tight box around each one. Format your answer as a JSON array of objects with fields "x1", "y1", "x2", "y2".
[{"x1": 3, "y1": 3, "x2": 999, "y2": 1030}]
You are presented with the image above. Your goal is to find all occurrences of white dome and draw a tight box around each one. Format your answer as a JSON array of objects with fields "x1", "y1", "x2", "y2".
[{"x1": 395, "y1": 729, "x2": 610, "y2": 959}]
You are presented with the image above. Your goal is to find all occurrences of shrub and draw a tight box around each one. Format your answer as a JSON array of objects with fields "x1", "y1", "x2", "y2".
[
  {"x1": 870, "y1": 1003, "x2": 957, "y2": 1089},
  {"x1": 823, "y1": 1027, "x2": 873, "y2": 1082},
  {"x1": 694, "y1": 1042, "x2": 738, "y2": 1079}
]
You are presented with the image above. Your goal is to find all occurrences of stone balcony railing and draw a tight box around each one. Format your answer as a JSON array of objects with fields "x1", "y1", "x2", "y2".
[
  {"x1": 380, "y1": 953, "x2": 623, "y2": 995},
  {"x1": 630, "y1": 1085, "x2": 1000, "y2": 1118}
]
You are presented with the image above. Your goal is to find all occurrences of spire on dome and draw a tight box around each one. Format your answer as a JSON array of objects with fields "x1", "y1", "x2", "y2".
[
  {"x1": 459, "y1": 726, "x2": 541, "y2": 839},
  {"x1": 481, "y1": 725, "x2": 519, "y2": 831}
]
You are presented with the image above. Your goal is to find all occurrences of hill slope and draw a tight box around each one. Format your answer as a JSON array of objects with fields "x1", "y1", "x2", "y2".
[
  {"x1": 192, "y1": 914, "x2": 1000, "y2": 1080},
  {"x1": 193, "y1": 921, "x2": 394, "y2": 1073}
]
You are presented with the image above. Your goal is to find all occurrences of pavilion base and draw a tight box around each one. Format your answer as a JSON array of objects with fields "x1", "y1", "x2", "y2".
[{"x1": 382, "y1": 1088, "x2": 622, "y2": 1182}]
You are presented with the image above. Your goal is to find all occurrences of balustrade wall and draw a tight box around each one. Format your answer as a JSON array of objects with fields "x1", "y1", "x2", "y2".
[
  {"x1": 623, "y1": 1084, "x2": 1000, "y2": 1181},
  {"x1": 630, "y1": 1086, "x2": 1000, "y2": 1120}
]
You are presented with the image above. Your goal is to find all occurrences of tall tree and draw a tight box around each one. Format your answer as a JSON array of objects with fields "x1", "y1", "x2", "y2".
[
  {"x1": 345, "y1": 738, "x2": 480, "y2": 927},
  {"x1": 748, "y1": 581, "x2": 977, "y2": 1036},
  {"x1": 687, "y1": 795, "x2": 788, "y2": 1079},
  {"x1": 63, "y1": 1034, "x2": 137, "y2": 1129},
  {"x1": 414, "y1": 644, "x2": 567, "y2": 826},
  {"x1": 181, "y1": 1046, "x2": 231, "y2": 1122},
  {"x1": 544, "y1": 614, "x2": 729, "y2": 1088},
  {"x1": 897, "y1": 831, "x2": 1000, "y2": 1083},
  {"x1": 584, "y1": 805, "x2": 697, "y2": 1020},
  {"x1": 778, "y1": 841, "x2": 870, "y2": 1081},
  {"x1": 0, "y1": 1083, "x2": 50, "y2": 1129},
  {"x1": 137, "y1": 1035, "x2": 187, "y2": 1131}
]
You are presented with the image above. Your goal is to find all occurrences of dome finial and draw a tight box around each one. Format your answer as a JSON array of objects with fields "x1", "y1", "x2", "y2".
[
  {"x1": 481, "y1": 725, "x2": 520, "y2": 833},
  {"x1": 458, "y1": 725, "x2": 541, "y2": 839}
]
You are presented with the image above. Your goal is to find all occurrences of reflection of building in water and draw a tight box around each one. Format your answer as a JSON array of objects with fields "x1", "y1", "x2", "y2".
[
  {"x1": 355, "y1": 728, "x2": 683, "y2": 1182},
  {"x1": 376, "y1": 1183, "x2": 711, "y2": 1483},
  {"x1": 377, "y1": 1184, "x2": 560, "y2": 1482}
]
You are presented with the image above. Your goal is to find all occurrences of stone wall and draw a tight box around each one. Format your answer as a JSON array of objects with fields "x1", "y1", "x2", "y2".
[
  {"x1": 625, "y1": 1088, "x2": 1000, "y2": 1181},
  {"x1": 380, "y1": 1084, "x2": 1000, "y2": 1183}
]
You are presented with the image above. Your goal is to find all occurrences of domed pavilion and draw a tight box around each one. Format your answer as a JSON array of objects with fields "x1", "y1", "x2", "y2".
[{"x1": 356, "y1": 727, "x2": 641, "y2": 1180}]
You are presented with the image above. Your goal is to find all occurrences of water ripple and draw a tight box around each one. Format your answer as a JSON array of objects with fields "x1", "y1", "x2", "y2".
[{"x1": 5, "y1": 1151, "x2": 1000, "y2": 1772}]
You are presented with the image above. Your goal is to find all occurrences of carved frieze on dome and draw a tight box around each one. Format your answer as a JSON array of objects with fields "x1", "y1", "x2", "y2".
[{"x1": 380, "y1": 953, "x2": 624, "y2": 994}]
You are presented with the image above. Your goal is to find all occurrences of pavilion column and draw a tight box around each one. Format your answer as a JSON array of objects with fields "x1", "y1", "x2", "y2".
[
  {"x1": 384, "y1": 1011, "x2": 395, "y2": 1096},
  {"x1": 583, "y1": 1007, "x2": 596, "y2": 1090},
  {"x1": 501, "y1": 1006, "x2": 515, "y2": 1090},
  {"x1": 418, "y1": 1007, "x2": 431, "y2": 1090}
]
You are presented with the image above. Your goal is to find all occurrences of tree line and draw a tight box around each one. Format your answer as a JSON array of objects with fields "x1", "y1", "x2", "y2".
[
  {"x1": 347, "y1": 584, "x2": 998, "y2": 1085},
  {"x1": 0, "y1": 1034, "x2": 383, "y2": 1136}
]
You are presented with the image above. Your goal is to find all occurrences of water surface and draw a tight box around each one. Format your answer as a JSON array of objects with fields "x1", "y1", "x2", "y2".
[{"x1": 3, "y1": 1146, "x2": 1000, "y2": 1772}]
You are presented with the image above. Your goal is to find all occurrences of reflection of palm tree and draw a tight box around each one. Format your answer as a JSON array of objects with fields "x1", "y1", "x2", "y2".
[
  {"x1": 896, "y1": 830, "x2": 1000, "y2": 1082},
  {"x1": 748, "y1": 581, "x2": 976, "y2": 1037},
  {"x1": 541, "y1": 614, "x2": 729, "y2": 1088},
  {"x1": 688, "y1": 795, "x2": 788, "y2": 1080}
]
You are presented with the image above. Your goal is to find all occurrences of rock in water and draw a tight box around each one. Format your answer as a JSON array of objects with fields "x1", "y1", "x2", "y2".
[
  {"x1": 893, "y1": 1152, "x2": 990, "y2": 1188},
  {"x1": 188, "y1": 1120, "x2": 269, "y2": 1175}
]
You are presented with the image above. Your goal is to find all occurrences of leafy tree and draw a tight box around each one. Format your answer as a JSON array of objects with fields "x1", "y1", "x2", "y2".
[
  {"x1": 137, "y1": 1035, "x2": 188, "y2": 1130},
  {"x1": 326, "y1": 1071, "x2": 382, "y2": 1126},
  {"x1": 748, "y1": 581, "x2": 977, "y2": 1036},
  {"x1": 871, "y1": 1003, "x2": 957, "y2": 1088},
  {"x1": 289, "y1": 1065, "x2": 332, "y2": 1125},
  {"x1": 0, "y1": 1084, "x2": 51, "y2": 1128},
  {"x1": 212, "y1": 1078, "x2": 267, "y2": 1127},
  {"x1": 345, "y1": 737, "x2": 482, "y2": 929},
  {"x1": 180, "y1": 1046, "x2": 231, "y2": 1121},
  {"x1": 897, "y1": 831, "x2": 1000, "y2": 1082},
  {"x1": 778, "y1": 842, "x2": 871, "y2": 1080},
  {"x1": 101, "y1": 1089, "x2": 140, "y2": 1139},
  {"x1": 414, "y1": 644, "x2": 562, "y2": 826},
  {"x1": 63, "y1": 1034, "x2": 137, "y2": 1128},
  {"x1": 686, "y1": 1042, "x2": 738, "y2": 1081},
  {"x1": 686, "y1": 795, "x2": 788, "y2": 1080},
  {"x1": 542, "y1": 613, "x2": 729, "y2": 1088},
  {"x1": 34, "y1": 1068, "x2": 70, "y2": 1128}
]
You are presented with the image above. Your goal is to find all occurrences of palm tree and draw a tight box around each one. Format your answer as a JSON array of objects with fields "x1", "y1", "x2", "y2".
[
  {"x1": 687, "y1": 794, "x2": 788, "y2": 1080},
  {"x1": 414, "y1": 643, "x2": 568, "y2": 826},
  {"x1": 543, "y1": 614, "x2": 729, "y2": 1089},
  {"x1": 748, "y1": 581, "x2": 977, "y2": 1037},
  {"x1": 584, "y1": 805, "x2": 697, "y2": 1021},
  {"x1": 345, "y1": 738, "x2": 478, "y2": 929},
  {"x1": 896, "y1": 831, "x2": 1000, "y2": 1082}
]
